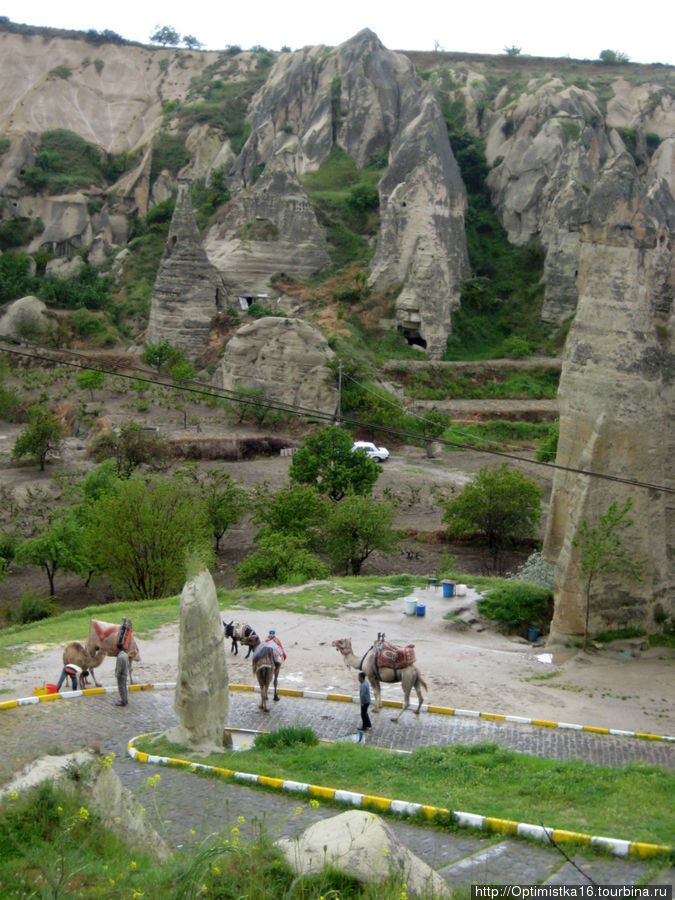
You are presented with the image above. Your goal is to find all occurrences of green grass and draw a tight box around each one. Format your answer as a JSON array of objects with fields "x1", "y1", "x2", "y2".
[
  {"x1": 443, "y1": 421, "x2": 552, "y2": 450},
  {"x1": 403, "y1": 367, "x2": 560, "y2": 401},
  {"x1": 134, "y1": 736, "x2": 675, "y2": 849}
]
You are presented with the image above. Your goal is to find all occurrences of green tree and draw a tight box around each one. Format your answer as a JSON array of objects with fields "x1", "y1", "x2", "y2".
[
  {"x1": 12, "y1": 407, "x2": 64, "y2": 471},
  {"x1": 236, "y1": 532, "x2": 328, "y2": 587},
  {"x1": 324, "y1": 494, "x2": 398, "y2": 575},
  {"x1": 150, "y1": 25, "x2": 180, "y2": 46},
  {"x1": 252, "y1": 482, "x2": 327, "y2": 542},
  {"x1": 289, "y1": 426, "x2": 380, "y2": 501},
  {"x1": 599, "y1": 49, "x2": 629, "y2": 64},
  {"x1": 442, "y1": 463, "x2": 543, "y2": 573},
  {"x1": 183, "y1": 35, "x2": 203, "y2": 49},
  {"x1": 504, "y1": 45, "x2": 521, "y2": 56},
  {"x1": 15, "y1": 514, "x2": 89, "y2": 596},
  {"x1": 85, "y1": 474, "x2": 211, "y2": 600},
  {"x1": 573, "y1": 499, "x2": 644, "y2": 651},
  {"x1": 141, "y1": 339, "x2": 184, "y2": 373},
  {"x1": 102, "y1": 421, "x2": 167, "y2": 477},
  {"x1": 187, "y1": 469, "x2": 248, "y2": 552},
  {"x1": 170, "y1": 361, "x2": 196, "y2": 429},
  {"x1": 75, "y1": 368, "x2": 106, "y2": 400}
]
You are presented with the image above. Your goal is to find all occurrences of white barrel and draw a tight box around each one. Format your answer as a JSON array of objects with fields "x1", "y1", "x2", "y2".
[
  {"x1": 404, "y1": 595, "x2": 418, "y2": 615},
  {"x1": 456, "y1": 584, "x2": 467, "y2": 596}
]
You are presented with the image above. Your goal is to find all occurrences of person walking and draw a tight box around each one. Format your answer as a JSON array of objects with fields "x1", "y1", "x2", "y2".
[
  {"x1": 115, "y1": 647, "x2": 129, "y2": 706},
  {"x1": 358, "y1": 671, "x2": 372, "y2": 731}
]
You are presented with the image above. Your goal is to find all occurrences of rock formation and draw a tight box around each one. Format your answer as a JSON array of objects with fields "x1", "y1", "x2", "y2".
[
  {"x1": 204, "y1": 163, "x2": 330, "y2": 295},
  {"x1": 146, "y1": 179, "x2": 226, "y2": 361},
  {"x1": 277, "y1": 810, "x2": 449, "y2": 897},
  {"x1": 228, "y1": 28, "x2": 469, "y2": 356},
  {"x1": 164, "y1": 567, "x2": 229, "y2": 752},
  {"x1": 213, "y1": 316, "x2": 338, "y2": 416},
  {"x1": 543, "y1": 154, "x2": 674, "y2": 641},
  {"x1": 0, "y1": 749, "x2": 170, "y2": 859},
  {"x1": 0, "y1": 295, "x2": 50, "y2": 339}
]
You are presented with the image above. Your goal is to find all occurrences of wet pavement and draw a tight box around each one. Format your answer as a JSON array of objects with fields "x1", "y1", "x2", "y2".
[{"x1": 0, "y1": 688, "x2": 672, "y2": 888}]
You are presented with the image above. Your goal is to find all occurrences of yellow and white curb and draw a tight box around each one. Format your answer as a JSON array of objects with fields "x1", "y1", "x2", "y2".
[
  {"x1": 2, "y1": 683, "x2": 674, "y2": 745},
  {"x1": 125, "y1": 733, "x2": 672, "y2": 860}
]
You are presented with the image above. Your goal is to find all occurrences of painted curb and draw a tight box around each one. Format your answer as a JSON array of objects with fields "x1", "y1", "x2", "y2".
[
  {"x1": 125, "y1": 733, "x2": 672, "y2": 860},
  {"x1": 2, "y1": 682, "x2": 674, "y2": 744}
]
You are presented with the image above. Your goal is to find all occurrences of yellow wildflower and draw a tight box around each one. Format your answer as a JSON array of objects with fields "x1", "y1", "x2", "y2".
[{"x1": 78, "y1": 807, "x2": 89, "y2": 821}]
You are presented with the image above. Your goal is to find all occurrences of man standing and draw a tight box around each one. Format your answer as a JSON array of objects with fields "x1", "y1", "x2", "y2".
[
  {"x1": 358, "y1": 671, "x2": 371, "y2": 731},
  {"x1": 115, "y1": 647, "x2": 129, "y2": 706}
]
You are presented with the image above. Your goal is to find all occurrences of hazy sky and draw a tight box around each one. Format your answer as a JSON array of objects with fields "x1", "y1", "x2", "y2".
[{"x1": 3, "y1": 0, "x2": 673, "y2": 65}]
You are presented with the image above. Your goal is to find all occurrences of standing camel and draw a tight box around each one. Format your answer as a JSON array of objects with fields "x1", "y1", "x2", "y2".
[
  {"x1": 332, "y1": 637, "x2": 427, "y2": 722},
  {"x1": 62, "y1": 642, "x2": 107, "y2": 687}
]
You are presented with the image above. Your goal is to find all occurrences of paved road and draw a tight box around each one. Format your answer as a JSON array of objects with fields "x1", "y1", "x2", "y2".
[{"x1": 1, "y1": 689, "x2": 672, "y2": 888}]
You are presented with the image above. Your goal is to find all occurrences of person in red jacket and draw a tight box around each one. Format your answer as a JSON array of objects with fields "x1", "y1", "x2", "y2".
[{"x1": 264, "y1": 630, "x2": 287, "y2": 661}]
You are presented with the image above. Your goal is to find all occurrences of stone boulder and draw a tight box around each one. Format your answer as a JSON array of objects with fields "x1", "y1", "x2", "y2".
[
  {"x1": 204, "y1": 163, "x2": 330, "y2": 294},
  {"x1": 213, "y1": 316, "x2": 338, "y2": 416},
  {"x1": 544, "y1": 155, "x2": 674, "y2": 640},
  {"x1": 276, "y1": 810, "x2": 449, "y2": 897},
  {"x1": 164, "y1": 567, "x2": 229, "y2": 753},
  {"x1": 0, "y1": 749, "x2": 170, "y2": 860},
  {"x1": 0, "y1": 295, "x2": 50, "y2": 338}
]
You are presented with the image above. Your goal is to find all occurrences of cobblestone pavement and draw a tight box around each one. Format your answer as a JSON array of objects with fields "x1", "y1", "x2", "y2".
[{"x1": 1, "y1": 690, "x2": 672, "y2": 888}]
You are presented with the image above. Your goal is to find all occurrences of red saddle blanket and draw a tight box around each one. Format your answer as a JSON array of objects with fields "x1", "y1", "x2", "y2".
[{"x1": 372, "y1": 641, "x2": 416, "y2": 669}]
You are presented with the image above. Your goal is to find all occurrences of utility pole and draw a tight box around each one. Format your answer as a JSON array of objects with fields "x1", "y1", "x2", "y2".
[{"x1": 335, "y1": 359, "x2": 343, "y2": 425}]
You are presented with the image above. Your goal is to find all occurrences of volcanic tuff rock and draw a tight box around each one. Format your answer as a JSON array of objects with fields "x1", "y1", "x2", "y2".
[
  {"x1": 212, "y1": 316, "x2": 338, "y2": 416},
  {"x1": 146, "y1": 180, "x2": 226, "y2": 361},
  {"x1": 204, "y1": 163, "x2": 330, "y2": 295},
  {"x1": 543, "y1": 154, "x2": 674, "y2": 640},
  {"x1": 230, "y1": 28, "x2": 469, "y2": 356}
]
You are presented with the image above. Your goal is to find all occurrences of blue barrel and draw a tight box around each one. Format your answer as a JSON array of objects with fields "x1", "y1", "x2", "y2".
[
  {"x1": 442, "y1": 580, "x2": 455, "y2": 598},
  {"x1": 416, "y1": 603, "x2": 426, "y2": 617},
  {"x1": 528, "y1": 627, "x2": 540, "y2": 642}
]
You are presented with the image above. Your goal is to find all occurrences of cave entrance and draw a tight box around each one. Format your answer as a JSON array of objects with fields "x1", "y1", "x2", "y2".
[{"x1": 400, "y1": 329, "x2": 427, "y2": 350}]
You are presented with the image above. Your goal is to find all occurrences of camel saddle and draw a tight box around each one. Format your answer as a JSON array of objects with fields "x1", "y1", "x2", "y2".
[{"x1": 372, "y1": 640, "x2": 415, "y2": 671}]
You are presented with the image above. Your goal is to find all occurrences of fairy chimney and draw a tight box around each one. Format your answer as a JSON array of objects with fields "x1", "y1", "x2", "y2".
[{"x1": 145, "y1": 179, "x2": 226, "y2": 362}]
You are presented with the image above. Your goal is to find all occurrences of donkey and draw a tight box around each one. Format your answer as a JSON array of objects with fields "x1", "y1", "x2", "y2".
[{"x1": 223, "y1": 621, "x2": 258, "y2": 657}]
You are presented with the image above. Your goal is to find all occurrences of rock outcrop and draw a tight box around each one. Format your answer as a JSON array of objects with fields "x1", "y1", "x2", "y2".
[
  {"x1": 543, "y1": 155, "x2": 674, "y2": 640},
  {"x1": 0, "y1": 294, "x2": 50, "y2": 338},
  {"x1": 146, "y1": 179, "x2": 226, "y2": 361},
  {"x1": 204, "y1": 163, "x2": 330, "y2": 295},
  {"x1": 213, "y1": 316, "x2": 338, "y2": 415},
  {"x1": 277, "y1": 810, "x2": 449, "y2": 897},
  {"x1": 0, "y1": 749, "x2": 170, "y2": 859},
  {"x1": 229, "y1": 29, "x2": 469, "y2": 356},
  {"x1": 164, "y1": 567, "x2": 229, "y2": 752}
]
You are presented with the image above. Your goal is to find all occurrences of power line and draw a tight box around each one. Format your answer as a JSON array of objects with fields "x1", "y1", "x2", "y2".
[{"x1": 1, "y1": 341, "x2": 673, "y2": 495}]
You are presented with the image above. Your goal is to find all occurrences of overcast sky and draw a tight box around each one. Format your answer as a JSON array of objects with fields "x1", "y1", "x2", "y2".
[{"x1": 3, "y1": 0, "x2": 673, "y2": 65}]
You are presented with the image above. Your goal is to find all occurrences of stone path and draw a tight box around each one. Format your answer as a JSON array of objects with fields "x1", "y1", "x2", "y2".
[{"x1": 1, "y1": 690, "x2": 672, "y2": 888}]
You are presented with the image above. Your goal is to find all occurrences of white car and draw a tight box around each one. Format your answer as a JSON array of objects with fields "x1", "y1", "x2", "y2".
[{"x1": 351, "y1": 440, "x2": 390, "y2": 462}]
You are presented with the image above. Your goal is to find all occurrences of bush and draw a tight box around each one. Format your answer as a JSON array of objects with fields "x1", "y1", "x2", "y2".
[
  {"x1": 236, "y1": 533, "x2": 328, "y2": 587},
  {"x1": 254, "y1": 726, "x2": 318, "y2": 750},
  {"x1": 17, "y1": 590, "x2": 55, "y2": 624},
  {"x1": 478, "y1": 582, "x2": 552, "y2": 631}
]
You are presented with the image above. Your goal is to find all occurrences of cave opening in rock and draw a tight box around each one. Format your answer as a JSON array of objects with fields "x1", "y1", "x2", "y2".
[{"x1": 401, "y1": 329, "x2": 427, "y2": 350}]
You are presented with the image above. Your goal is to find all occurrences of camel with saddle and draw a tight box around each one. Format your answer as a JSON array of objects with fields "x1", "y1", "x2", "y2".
[
  {"x1": 332, "y1": 634, "x2": 427, "y2": 722},
  {"x1": 86, "y1": 618, "x2": 141, "y2": 684}
]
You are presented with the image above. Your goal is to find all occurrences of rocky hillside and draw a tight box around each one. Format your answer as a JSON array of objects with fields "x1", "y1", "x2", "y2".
[{"x1": 0, "y1": 20, "x2": 673, "y2": 638}]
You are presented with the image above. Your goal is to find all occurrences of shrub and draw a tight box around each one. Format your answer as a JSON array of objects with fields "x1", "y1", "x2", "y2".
[
  {"x1": 509, "y1": 551, "x2": 555, "y2": 590},
  {"x1": 236, "y1": 533, "x2": 328, "y2": 587},
  {"x1": 17, "y1": 590, "x2": 55, "y2": 624},
  {"x1": 254, "y1": 726, "x2": 318, "y2": 750},
  {"x1": 478, "y1": 582, "x2": 552, "y2": 631}
]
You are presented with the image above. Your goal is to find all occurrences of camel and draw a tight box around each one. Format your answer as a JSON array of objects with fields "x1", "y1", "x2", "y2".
[
  {"x1": 332, "y1": 637, "x2": 428, "y2": 722},
  {"x1": 223, "y1": 621, "x2": 258, "y2": 657},
  {"x1": 250, "y1": 635, "x2": 282, "y2": 710},
  {"x1": 86, "y1": 619, "x2": 141, "y2": 684},
  {"x1": 62, "y1": 642, "x2": 107, "y2": 688}
]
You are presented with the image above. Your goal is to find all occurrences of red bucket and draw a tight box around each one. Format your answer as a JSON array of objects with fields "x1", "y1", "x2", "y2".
[{"x1": 45, "y1": 683, "x2": 58, "y2": 694}]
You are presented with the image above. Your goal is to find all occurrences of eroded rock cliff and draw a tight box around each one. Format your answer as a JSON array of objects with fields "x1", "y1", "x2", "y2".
[{"x1": 543, "y1": 155, "x2": 674, "y2": 639}]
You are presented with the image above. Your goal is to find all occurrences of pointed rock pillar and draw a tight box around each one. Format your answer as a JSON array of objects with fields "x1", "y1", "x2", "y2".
[
  {"x1": 164, "y1": 567, "x2": 229, "y2": 752},
  {"x1": 146, "y1": 179, "x2": 225, "y2": 362}
]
